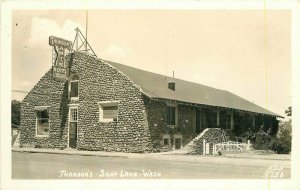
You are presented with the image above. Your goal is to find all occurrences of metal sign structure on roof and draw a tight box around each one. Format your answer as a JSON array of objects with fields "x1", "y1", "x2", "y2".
[{"x1": 72, "y1": 27, "x2": 97, "y2": 57}]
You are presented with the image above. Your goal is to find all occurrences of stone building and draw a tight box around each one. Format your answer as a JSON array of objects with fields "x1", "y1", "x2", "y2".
[{"x1": 19, "y1": 37, "x2": 281, "y2": 153}]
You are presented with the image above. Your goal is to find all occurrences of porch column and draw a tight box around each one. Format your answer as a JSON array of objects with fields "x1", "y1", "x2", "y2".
[
  {"x1": 230, "y1": 112, "x2": 234, "y2": 130},
  {"x1": 253, "y1": 115, "x2": 256, "y2": 127},
  {"x1": 217, "y1": 110, "x2": 220, "y2": 127}
]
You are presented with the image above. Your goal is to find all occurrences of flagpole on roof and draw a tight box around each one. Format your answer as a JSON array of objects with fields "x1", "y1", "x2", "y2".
[
  {"x1": 85, "y1": 9, "x2": 88, "y2": 53},
  {"x1": 264, "y1": 0, "x2": 268, "y2": 109},
  {"x1": 71, "y1": 9, "x2": 97, "y2": 58}
]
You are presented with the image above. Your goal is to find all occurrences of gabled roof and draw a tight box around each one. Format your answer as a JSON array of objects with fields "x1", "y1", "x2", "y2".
[{"x1": 106, "y1": 61, "x2": 281, "y2": 117}]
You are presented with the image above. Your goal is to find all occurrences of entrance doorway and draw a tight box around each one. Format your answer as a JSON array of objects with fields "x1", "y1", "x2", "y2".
[{"x1": 69, "y1": 107, "x2": 78, "y2": 148}]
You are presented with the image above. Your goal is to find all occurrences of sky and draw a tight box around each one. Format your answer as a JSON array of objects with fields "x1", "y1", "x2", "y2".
[{"x1": 11, "y1": 9, "x2": 291, "y2": 117}]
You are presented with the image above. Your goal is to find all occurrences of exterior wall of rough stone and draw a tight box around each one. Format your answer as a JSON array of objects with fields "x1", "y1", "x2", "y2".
[
  {"x1": 20, "y1": 52, "x2": 154, "y2": 152},
  {"x1": 144, "y1": 99, "x2": 197, "y2": 152},
  {"x1": 143, "y1": 97, "x2": 172, "y2": 152},
  {"x1": 177, "y1": 105, "x2": 197, "y2": 146},
  {"x1": 189, "y1": 128, "x2": 228, "y2": 155},
  {"x1": 69, "y1": 52, "x2": 153, "y2": 152},
  {"x1": 20, "y1": 70, "x2": 69, "y2": 149}
]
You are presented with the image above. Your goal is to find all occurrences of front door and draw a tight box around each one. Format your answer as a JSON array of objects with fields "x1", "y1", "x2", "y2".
[
  {"x1": 69, "y1": 107, "x2": 78, "y2": 148},
  {"x1": 196, "y1": 110, "x2": 201, "y2": 134},
  {"x1": 69, "y1": 122, "x2": 77, "y2": 148}
]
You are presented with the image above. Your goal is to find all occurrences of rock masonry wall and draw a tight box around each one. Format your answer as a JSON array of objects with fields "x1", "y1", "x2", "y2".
[
  {"x1": 20, "y1": 52, "x2": 155, "y2": 152},
  {"x1": 68, "y1": 53, "x2": 154, "y2": 152},
  {"x1": 188, "y1": 128, "x2": 227, "y2": 155},
  {"x1": 144, "y1": 99, "x2": 197, "y2": 152},
  {"x1": 20, "y1": 69, "x2": 69, "y2": 149}
]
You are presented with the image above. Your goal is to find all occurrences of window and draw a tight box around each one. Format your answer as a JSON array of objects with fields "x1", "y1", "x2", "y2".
[
  {"x1": 70, "y1": 107, "x2": 78, "y2": 122},
  {"x1": 164, "y1": 138, "x2": 169, "y2": 146},
  {"x1": 162, "y1": 134, "x2": 171, "y2": 146},
  {"x1": 69, "y1": 74, "x2": 79, "y2": 99},
  {"x1": 35, "y1": 107, "x2": 50, "y2": 137},
  {"x1": 167, "y1": 105, "x2": 177, "y2": 125},
  {"x1": 173, "y1": 134, "x2": 183, "y2": 149},
  {"x1": 70, "y1": 81, "x2": 78, "y2": 98},
  {"x1": 98, "y1": 101, "x2": 119, "y2": 122},
  {"x1": 168, "y1": 82, "x2": 175, "y2": 91}
]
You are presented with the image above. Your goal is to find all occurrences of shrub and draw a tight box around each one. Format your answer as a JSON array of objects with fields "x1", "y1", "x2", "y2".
[
  {"x1": 270, "y1": 120, "x2": 291, "y2": 154},
  {"x1": 253, "y1": 128, "x2": 272, "y2": 150},
  {"x1": 271, "y1": 137, "x2": 291, "y2": 154}
]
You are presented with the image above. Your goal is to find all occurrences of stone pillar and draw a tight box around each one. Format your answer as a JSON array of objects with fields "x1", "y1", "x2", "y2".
[
  {"x1": 205, "y1": 143, "x2": 210, "y2": 154},
  {"x1": 203, "y1": 139, "x2": 206, "y2": 155},
  {"x1": 217, "y1": 110, "x2": 220, "y2": 127},
  {"x1": 230, "y1": 112, "x2": 234, "y2": 130}
]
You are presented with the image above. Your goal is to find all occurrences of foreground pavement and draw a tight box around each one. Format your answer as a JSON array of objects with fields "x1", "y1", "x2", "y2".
[
  {"x1": 12, "y1": 149, "x2": 291, "y2": 179},
  {"x1": 12, "y1": 147, "x2": 291, "y2": 160}
]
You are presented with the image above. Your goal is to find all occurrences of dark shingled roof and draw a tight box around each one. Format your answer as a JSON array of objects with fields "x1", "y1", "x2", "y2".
[{"x1": 106, "y1": 61, "x2": 281, "y2": 117}]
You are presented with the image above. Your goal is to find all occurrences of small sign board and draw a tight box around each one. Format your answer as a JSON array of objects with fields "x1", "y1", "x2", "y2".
[
  {"x1": 49, "y1": 36, "x2": 73, "y2": 81},
  {"x1": 49, "y1": 36, "x2": 72, "y2": 50}
]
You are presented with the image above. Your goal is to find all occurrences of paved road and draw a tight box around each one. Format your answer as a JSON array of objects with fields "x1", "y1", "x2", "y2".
[{"x1": 12, "y1": 152, "x2": 290, "y2": 179}]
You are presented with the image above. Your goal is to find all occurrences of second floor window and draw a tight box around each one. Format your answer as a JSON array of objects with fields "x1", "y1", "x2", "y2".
[
  {"x1": 70, "y1": 81, "x2": 78, "y2": 98},
  {"x1": 69, "y1": 75, "x2": 79, "y2": 99}
]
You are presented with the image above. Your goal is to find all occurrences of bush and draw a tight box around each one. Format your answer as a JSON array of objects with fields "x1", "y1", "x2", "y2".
[
  {"x1": 270, "y1": 120, "x2": 291, "y2": 154},
  {"x1": 253, "y1": 128, "x2": 272, "y2": 150},
  {"x1": 271, "y1": 137, "x2": 291, "y2": 154}
]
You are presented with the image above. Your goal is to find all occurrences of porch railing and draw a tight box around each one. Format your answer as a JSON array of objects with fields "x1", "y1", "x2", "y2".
[{"x1": 213, "y1": 141, "x2": 252, "y2": 154}]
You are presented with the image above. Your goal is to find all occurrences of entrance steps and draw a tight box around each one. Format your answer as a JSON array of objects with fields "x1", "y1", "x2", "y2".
[
  {"x1": 182, "y1": 128, "x2": 228, "y2": 154},
  {"x1": 182, "y1": 128, "x2": 211, "y2": 152}
]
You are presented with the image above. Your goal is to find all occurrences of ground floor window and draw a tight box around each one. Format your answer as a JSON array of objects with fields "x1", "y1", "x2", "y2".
[
  {"x1": 163, "y1": 134, "x2": 171, "y2": 146},
  {"x1": 35, "y1": 106, "x2": 50, "y2": 137},
  {"x1": 98, "y1": 101, "x2": 119, "y2": 122},
  {"x1": 173, "y1": 134, "x2": 182, "y2": 149},
  {"x1": 164, "y1": 138, "x2": 169, "y2": 145}
]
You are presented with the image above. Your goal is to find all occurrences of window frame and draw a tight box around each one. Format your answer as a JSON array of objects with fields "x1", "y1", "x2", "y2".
[
  {"x1": 69, "y1": 107, "x2": 78, "y2": 122},
  {"x1": 69, "y1": 80, "x2": 79, "y2": 100},
  {"x1": 162, "y1": 134, "x2": 171, "y2": 146},
  {"x1": 68, "y1": 104, "x2": 79, "y2": 148},
  {"x1": 173, "y1": 134, "x2": 183, "y2": 150},
  {"x1": 166, "y1": 103, "x2": 178, "y2": 127},
  {"x1": 68, "y1": 73, "x2": 79, "y2": 101},
  {"x1": 35, "y1": 106, "x2": 50, "y2": 137},
  {"x1": 97, "y1": 101, "x2": 119, "y2": 123}
]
